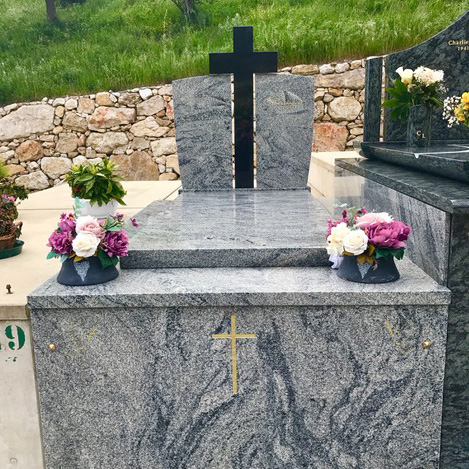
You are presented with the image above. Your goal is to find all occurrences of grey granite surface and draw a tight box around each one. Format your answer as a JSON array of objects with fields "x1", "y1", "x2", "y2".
[
  {"x1": 28, "y1": 258, "x2": 450, "y2": 310},
  {"x1": 255, "y1": 74, "x2": 314, "y2": 189},
  {"x1": 336, "y1": 157, "x2": 469, "y2": 213},
  {"x1": 121, "y1": 190, "x2": 331, "y2": 269},
  {"x1": 383, "y1": 12, "x2": 469, "y2": 142},
  {"x1": 440, "y1": 212, "x2": 469, "y2": 468},
  {"x1": 173, "y1": 76, "x2": 233, "y2": 191},
  {"x1": 361, "y1": 142, "x2": 469, "y2": 183},
  {"x1": 363, "y1": 56, "x2": 383, "y2": 143},
  {"x1": 356, "y1": 172, "x2": 451, "y2": 284},
  {"x1": 31, "y1": 302, "x2": 448, "y2": 469}
]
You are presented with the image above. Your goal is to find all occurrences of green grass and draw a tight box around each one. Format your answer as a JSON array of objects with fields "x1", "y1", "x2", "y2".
[{"x1": 0, "y1": 0, "x2": 467, "y2": 104}]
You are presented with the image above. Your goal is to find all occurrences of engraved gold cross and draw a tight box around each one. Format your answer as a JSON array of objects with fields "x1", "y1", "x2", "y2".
[{"x1": 212, "y1": 314, "x2": 256, "y2": 395}]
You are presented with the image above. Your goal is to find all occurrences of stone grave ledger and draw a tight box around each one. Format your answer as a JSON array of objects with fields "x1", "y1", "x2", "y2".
[{"x1": 30, "y1": 263, "x2": 449, "y2": 469}]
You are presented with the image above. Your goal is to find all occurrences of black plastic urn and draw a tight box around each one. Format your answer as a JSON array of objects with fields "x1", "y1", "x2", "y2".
[
  {"x1": 337, "y1": 255, "x2": 400, "y2": 284},
  {"x1": 57, "y1": 257, "x2": 119, "y2": 286}
]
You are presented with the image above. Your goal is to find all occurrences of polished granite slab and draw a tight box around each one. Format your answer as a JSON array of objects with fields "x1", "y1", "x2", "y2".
[
  {"x1": 29, "y1": 258, "x2": 450, "y2": 309},
  {"x1": 29, "y1": 260, "x2": 449, "y2": 469},
  {"x1": 121, "y1": 190, "x2": 331, "y2": 269},
  {"x1": 256, "y1": 74, "x2": 314, "y2": 189},
  {"x1": 361, "y1": 142, "x2": 469, "y2": 183},
  {"x1": 336, "y1": 157, "x2": 469, "y2": 213}
]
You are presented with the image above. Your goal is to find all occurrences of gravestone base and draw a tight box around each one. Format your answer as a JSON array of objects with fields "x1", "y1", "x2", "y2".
[
  {"x1": 335, "y1": 157, "x2": 469, "y2": 469},
  {"x1": 29, "y1": 190, "x2": 450, "y2": 469}
]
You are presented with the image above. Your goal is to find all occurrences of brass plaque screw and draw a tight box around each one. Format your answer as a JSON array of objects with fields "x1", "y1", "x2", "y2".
[
  {"x1": 422, "y1": 340, "x2": 432, "y2": 349},
  {"x1": 48, "y1": 344, "x2": 57, "y2": 352}
]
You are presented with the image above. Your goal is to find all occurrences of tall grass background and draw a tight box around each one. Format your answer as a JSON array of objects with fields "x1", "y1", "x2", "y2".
[{"x1": 0, "y1": 0, "x2": 467, "y2": 104}]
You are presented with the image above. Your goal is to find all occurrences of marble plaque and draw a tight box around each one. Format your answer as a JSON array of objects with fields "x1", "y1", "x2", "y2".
[
  {"x1": 255, "y1": 74, "x2": 314, "y2": 189},
  {"x1": 384, "y1": 12, "x2": 469, "y2": 142},
  {"x1": 173, "y1": 75, "x2": 233, "y2": 191}
]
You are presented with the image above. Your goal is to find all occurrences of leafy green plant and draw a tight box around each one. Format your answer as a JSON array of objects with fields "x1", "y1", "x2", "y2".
[
  {"x1": 0, "y1": 161, "x2": 9, "y2": 180},
  {"x1": 382, "y1": 66, "x2": 445, "y2": 123},
  {"x1": 65, "y1": 158, "x2": 127, "y2": 206}
]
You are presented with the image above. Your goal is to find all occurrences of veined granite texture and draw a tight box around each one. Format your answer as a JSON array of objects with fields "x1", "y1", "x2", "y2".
[
  {"x1": 363, "y1": 56, "x2": 383, "y2": 143},
  {"x1": 440, "y1": 212, "x2": 469, "y2": 468},
  {"x1": 121, "y1": 190, "x2": 331, "y2": 269},
  {"x1": 361, "y1": 142, "x2": 469, "y2": 183},
  {"x1": 31, "y1": 302, "x2": 448, "y2": 469},
  {"x1": 337, "y1": 168, "x2": 451, "y2": 284},
  {"x1": 173, "y1": 76, "x2": 233, "y2": 191},
  {"x1": 255, "y1": 74, "x2": 314, "y2": 189},
  {"x1": 336, "y1": 157, "x2": 469, "y2": 213},
  {"x1": 29, "y1": 258, "x2": 450, "y2": 310},
  {"x1": 383, "y1": 12, "x2": 469, "y2": 142}
]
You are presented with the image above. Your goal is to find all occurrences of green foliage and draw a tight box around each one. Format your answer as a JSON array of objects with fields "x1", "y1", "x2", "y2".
[
  {"x1": 65, "y1": 158, "x2": 127, "y2": 206},
  {"x1": 375, "y1": 247, "x2": 405, "y2": 260},
  {"x1": 0, "y1": 0, "x2": 468, "y2": 104},
  {"x1": 98, "y1": 249, "x2": 119, "y2": 269},
  {"x1": 382, "y1": 77, "x2": 444, "y2": 123},
  {"x1": 0, "y1": 162, "x2": 9, "y2": 179}
]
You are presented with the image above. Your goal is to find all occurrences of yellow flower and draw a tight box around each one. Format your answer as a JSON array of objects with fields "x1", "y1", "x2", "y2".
[
  {"x1": 464, "y1": 103, "x2": 469, "y2": 111},
  {"x1": 462, "y1": 92, "x2": 469, "y2": 105},
  {"x1": 455, "y1": 107, "x2": 463, "y2": 118}
]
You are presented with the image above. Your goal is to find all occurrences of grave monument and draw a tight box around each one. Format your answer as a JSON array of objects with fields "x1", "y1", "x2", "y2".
[
  {"x1": 336, "y1": 11, "x2": 469, "y2": 469},
  {"x1": 29, "y1": 27, "x2": 450, "y2": 468}
]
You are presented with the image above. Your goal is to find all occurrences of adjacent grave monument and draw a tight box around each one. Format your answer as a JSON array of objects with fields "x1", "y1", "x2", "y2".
[
  {"x1": 29, "y1": 27, "x2": 451, "y2": 468},
  {"x1": 337, "y1": 11, "x2": 469, "y2": 469}
]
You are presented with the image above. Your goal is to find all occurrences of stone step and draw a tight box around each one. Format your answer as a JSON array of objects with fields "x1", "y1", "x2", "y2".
[
  {"x1": 121, "y1": 189, "x2": 331, "y2": 269},
  {"x1": 29, "y1": 259, "x2": 450, "y2": 309}
]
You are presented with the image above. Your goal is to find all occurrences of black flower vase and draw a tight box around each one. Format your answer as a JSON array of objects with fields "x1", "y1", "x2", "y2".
[
  {"x1": 407, "y1": 104, "x2": 432, "y2": 148},
  {"x1": 57, "y1": 257, "x2": 119, "y2": 286},
  {"x1": 337, "y1": 255, "x2": 400, "y2": 284}
]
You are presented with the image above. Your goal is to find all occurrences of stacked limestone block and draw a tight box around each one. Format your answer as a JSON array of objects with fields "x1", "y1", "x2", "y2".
[{"x1": 0, "y1": 85, "x2": 178, "y2": 190}]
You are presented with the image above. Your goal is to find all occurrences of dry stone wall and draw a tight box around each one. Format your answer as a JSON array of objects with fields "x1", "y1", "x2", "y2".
[
  {"x1": 0, "y1": 86, "x2": 177, "y2": 190},
  {"x1": 0, "y1": 60, "x2": 367, "y2": 191}
]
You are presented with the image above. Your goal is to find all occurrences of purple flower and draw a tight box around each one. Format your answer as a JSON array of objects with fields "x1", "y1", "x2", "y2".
[
  {"x1": 130, "y1": 217, "x2": 139, "y2": 228},
  {"x1": 367, "y1": 221, "x2": 412, "y2": 249},
  {"x1": 47, "y1": 230, "x2": 73, "y2": 255},
  {"x1": 102, "y1": 230, "x2": 129, "y2": 257},
  {"x1": 58, "y1": 213, "x2": 76, "y2": 233}
]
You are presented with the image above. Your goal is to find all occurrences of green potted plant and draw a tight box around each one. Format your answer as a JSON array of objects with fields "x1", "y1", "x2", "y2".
[
  {"x1": 0, "y1": 162, "x2": 28, "y2": 259},
  {"x1": 65, "y1": 158, "x2": 127, "y2": 219}
]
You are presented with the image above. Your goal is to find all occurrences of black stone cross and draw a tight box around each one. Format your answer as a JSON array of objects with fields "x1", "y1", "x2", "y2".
[{"x1": 209, "y1": 27, "x2": 277, "y2": 188}]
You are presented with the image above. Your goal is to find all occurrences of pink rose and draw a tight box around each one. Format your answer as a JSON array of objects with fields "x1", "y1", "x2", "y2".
[
  {"x1": 355, "y1": 212, "x2": 393, "y2": 229},
  {"x1": 75, "y1": 215, "x2": 104, "y2": 238}
]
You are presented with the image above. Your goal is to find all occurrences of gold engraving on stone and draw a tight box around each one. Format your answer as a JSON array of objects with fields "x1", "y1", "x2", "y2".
[
  {"x1": 48, "y1": 343, "x2": 57, "y2": 352},
  {"x1": 422, "y1": 340, "x2": 432, "y2": 349},
  {"x1": 212, "y1": 314, "x2": 256, "y2": 396}
]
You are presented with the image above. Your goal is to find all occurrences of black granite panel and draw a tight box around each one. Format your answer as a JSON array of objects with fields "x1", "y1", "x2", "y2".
[
  {"x1": 361, "y1": 142, "x2": 469, "y2": 183},
  {"x1": 363, "y1": 56, "x2": 383, "y2": 142},
  {"x1": 336, "y1": 157, "x2": 469, "y2": 213}
]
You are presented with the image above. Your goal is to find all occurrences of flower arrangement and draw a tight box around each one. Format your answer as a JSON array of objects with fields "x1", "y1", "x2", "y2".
[
  {"x1": 47, "y1": 210, "x2": 138, "y2": 269},
  {"x1": 382, "y1": 66, "x2": 445, "y2": 122},
  {"x1": 443, "y1": 92, "x2": 469, "y2": 128},
  {"x1": 65, "y1": 158, "x2": 126, "y2": 207},
  {"x1": 326, "y1": 206, "x2": 412, "y2": 269},
  {"x1": 0, "y1": 163, "x2": 28, "y2": 250}
]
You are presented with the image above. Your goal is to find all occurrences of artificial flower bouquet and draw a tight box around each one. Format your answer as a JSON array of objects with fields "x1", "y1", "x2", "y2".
[
  {"x1": 443, "y1": 92, "x2": 469, "y2": 128},
  {"x1": 47, "y1": 212, "x2": 137, "y2": 268},
  {"x1": 382, "y1": 66, "x2": 445, "y2": 122},
  {"x1": 326, "y1": 206, "x2": 412, "y2": 283}
]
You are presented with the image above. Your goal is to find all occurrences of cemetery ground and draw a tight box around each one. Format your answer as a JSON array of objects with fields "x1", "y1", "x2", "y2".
[{"x1": 1, "y1": 0, "x2": 469, "y2": 104}]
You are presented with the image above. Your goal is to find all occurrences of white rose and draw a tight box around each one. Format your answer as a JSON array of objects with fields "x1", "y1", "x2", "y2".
[
  {"x1": 414, "y1": 66, "x2": 444, "y2": 85},
  {"x1": 72, "y1": 232, "x2": 100, "y2": 258},
  {"x1": 326, "y1": 222, "x2": 350, "y2": 256},
  {"x1": 396, "y1": 66, "x2": 414, "y2": 85},
  {"x1": 343, "y1": 229, "x2": 369, "y2": 256}
]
